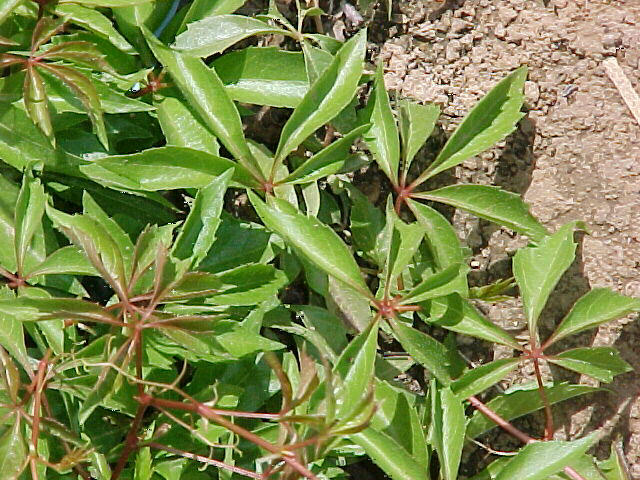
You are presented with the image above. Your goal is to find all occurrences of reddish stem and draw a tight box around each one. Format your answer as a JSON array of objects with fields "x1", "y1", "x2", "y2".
[
  {"x1": 138, "y1": 394, "x2": 319, "y2": 480},
  {"x1": 468, "y1": 395, "x2": 534, "y2": 445},
  {"x1": 147, "y1": 442, "x2": 263, "y2": 479},
  {"x1": 532, "y1": 356, "x2": 554, "y2": 440},
  {"x1": 111, "y1": 403, "x2": 148, "y2": 480}
]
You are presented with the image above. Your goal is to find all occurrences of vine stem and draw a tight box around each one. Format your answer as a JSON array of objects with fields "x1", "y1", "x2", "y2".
[
  {"x1": 467, "y1": 395, "x2": 588, "y2": 480},
  {"x1": 147, "y1": 442, "x2": 263, "y2": 479},
  {"x1": 532, "y1": 355, "x2": 554, "y2": 440},
  {"x1": 138, "y1": 394, "x2": 319, "y2": 480}
]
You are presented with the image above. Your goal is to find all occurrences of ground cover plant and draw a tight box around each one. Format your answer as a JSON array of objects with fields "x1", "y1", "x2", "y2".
[{"x1": 0, "y1": 0, "x2": 638, "y2": 479}]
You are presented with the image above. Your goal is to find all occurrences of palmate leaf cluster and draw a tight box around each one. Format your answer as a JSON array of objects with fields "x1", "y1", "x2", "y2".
[{"x1": 0, "y1": 0, "x2": 638, "y2": 479}]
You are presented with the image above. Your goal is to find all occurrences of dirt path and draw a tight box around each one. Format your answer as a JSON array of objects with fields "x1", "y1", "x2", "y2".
[{"x1": 378, "y1": 0, "x2": 640, "y2": 472}]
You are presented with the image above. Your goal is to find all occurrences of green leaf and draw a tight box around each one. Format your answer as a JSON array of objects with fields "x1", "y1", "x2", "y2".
[
  {"x1": 173, "y1": 15, "x2": 292, "y2": 57},
  {"x1": 327, "y1": 276, "x2": 373, "y2": 333},
  {"x1": 302, "y1": 41, "x2": 334, "y2": 83},
  {"x1": 275, "y1": 29, "x2": 366, "y2": 162},
  {"x1": 513, "y1": 222, "x2": 578, "y2": 336},
  {"x1": 134, "y1": 445, "x2": 152, "y2": 480},
  {"x1": 213, "y1": 47, "x2": 309, "y2": 108},
  {"x1": 25, "y1": 245, "x2": 98, "y2": 278},
  {"x1": 0, "y1": 416, "x2": 26, "y2": 478},
  {"x1": 81, "y1": 146, "x2": 259, "y2": 190},
  {"x1": 144, "y1": 28, "x2": 262, "y2": 180},
  {"x1": 347, "y1": 184, "x2": 386, "y2": 265},
  {"x1": 363, "y1": 62, "x2": 400, "y2": 184},
  {"x1": 494, "y1": 434, "x2": 598, "y2": 480},
  {"x1": 419, "y1": 66, "x2": 527, "y2": 183},
  {"x1": 14, "y1": 172, "x2": 46, "y2": 277},
  {"x1": 0, "y1": 0, "x2": 23, "y2": 25},
  {"x1": 401, "y1": 263, "x2": 467, "y2": 304},
  {"x1": 350, "y1": 427, "x2": 429, "y2": 480},
  {"x1": 208, "y1": 264, "x2": 287, "y2": 305},
  {"x1": 53, "y1": 4, "x2": 135, "y2": 53},
  {"x1": 432, "y1": 385, "x2": 465, "y2": 480},
  {"x1": 451, "y1": 358, "x2": 519, "y2": 399},
  {"x1": 172, "y1": 169, "x2": 233, "y2": 268},
  {"x1": 0, "y1": 289, "x2": 30, "y2": 372},
  {"x1": 281, "y1": 125, "x2": 369, "y2": 184},
  {"x1": 249, "y1": 191, "x2": 368, "y2": 294},
  {"x1": 399, "y1": 99, "x2": 439, "y2": 178},
  {"x1": 414, "y1": 185, "x2": 548, "y2": 242},
  {"x1": 382, "y1": 201, "x2": 425, "y2": 287},
  {"x1": 178, "y1": 0, "x2": 247, "y2": 33},
  {"x1": 370, "y1": 379, "x2": 428, "y2": 467},
  {"x1": 427, "y1": 294, "x2": 521, "y2": 349},
  {"x1": 390, "y1": 318, "x2": 454, "y2": 384},
  {"x1": 549, "y1": 347, "x2": 632, "y2": 383},
  {"x1": 466, "y1": 383, "x2": 600, "y2": 438},
  {"x1": 59, "y1": 0, "x2": 150, "y2": 6},
  {"x1": 548, "y1": 288, "x2": 640, "y2": 345},
  {"x1": 0, "y1": 105, "x2": 69, "y2": 172},
  {"x1": 157, "y1": 97, "x2": 220, "y2": 156},
  {"x1": 599, "y1": 442, "x2": 631, "y2": 480},
  {"x1": 198, "y1": 213, "x2": 272, "y2": 273},
  {"x1": 335, "y1": 320, "x2": 378, "y2": 419},
  {"x1": 408, "y1": 200, "x2": 467, "y2": 283}
]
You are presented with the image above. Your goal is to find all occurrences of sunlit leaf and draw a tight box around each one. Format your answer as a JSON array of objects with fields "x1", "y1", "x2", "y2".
[
  {"x1": 399, "y1": 99, "x2": 439, "y2": 179},
  {"x1": 249, "y1": 191, "x2": 369, "y2": 294},
  {"x1": 363, "y1": 62, "x2": 400, "y2": 184},
  {"x1": 451, "y1": 357, "x2": 519, "y2": 399},
  {"x1": 417, "y1": 66, "x2": 527, "y2": 184},
  {"x1": 494, "y1": 434, "x2": 598, "y2": 480},
  {"x1": 548, "y1": 288, "x2": 640, "y2": 345},
  {"x1": 549, "y1": 347, "x2": 632, "y2": 383},
  {"x1": 432, "y1": 384, "x2": 465, "y2": 480},
  {"x1": 172, "y1": 169, "x2": 233, "y2": 268},
  {"x1": 414, "y1": 185, "x2": 548, "y2": 242},
  {"x1": 466, "y1": 383, "x2": 600, "y2": 438},
  {"x1": 173, "y1": 15, "x2": 293, "y2": 57},
  {"x1": 513, "y1": 222, "x2": 579, "y2": 336},
  {"x1": 275, "y1": 29, "x2": 366, "y2": 162}
]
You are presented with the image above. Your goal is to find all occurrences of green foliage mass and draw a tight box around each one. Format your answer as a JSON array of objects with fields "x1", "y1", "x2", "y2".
[{"x1": 0, "y1": 0, "x2": 637, "y2": 479}]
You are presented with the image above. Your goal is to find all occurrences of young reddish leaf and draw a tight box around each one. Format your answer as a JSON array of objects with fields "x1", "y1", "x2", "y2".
[
  {"x1": 23, "y1": 65, "x2": 54, "y2": 145},
  {"x1": 31, "y1": 16, "x2": 67, "y2": 52},
  {"x1": 46, "y1": 206, "x2": 127, "y2": 297},
  {"x1": 0, "y1": 296, "x2": 119, "y2": 325},
  {"x1": 37, "y1": 62, "x2": 108, "y2": 149},
  {"x1": 39, "y1": 41, "x2": 119, "y2": 75},
  {"x1": 0, "y1": 53, "x2": 25, "y2": 68}
]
